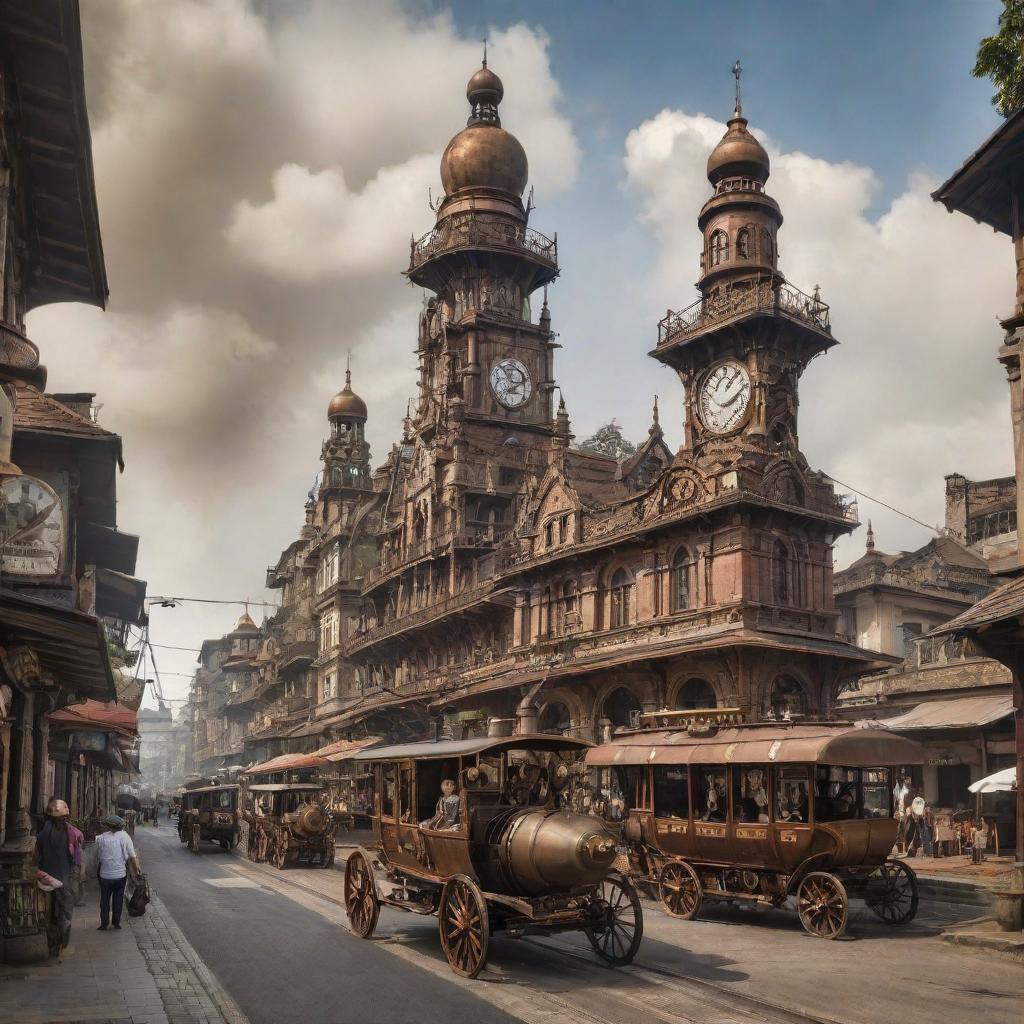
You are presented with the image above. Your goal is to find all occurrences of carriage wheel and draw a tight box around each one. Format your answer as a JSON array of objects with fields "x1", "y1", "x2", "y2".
[
  {"x1": 439, "y1": 875, "x2": 490, "y2": 979},
  {"x1": 344, "y1": 852, "x2": 380, "y2": 939},
  {"x1": 865, "y1": 859, "x2": 918, "y2": 926},
  {"x1": 797, "y1": 872, "x2": 848, "y2": 939},
  {"x1": 585, "y1": 874, "x2": 643, "y2": 966},
  {"x1": 659, "y1": 861, "x2": 702, "y2": 920},
  {"x1": 188, "y1": 824, "x2": 201, "y2": 854}
]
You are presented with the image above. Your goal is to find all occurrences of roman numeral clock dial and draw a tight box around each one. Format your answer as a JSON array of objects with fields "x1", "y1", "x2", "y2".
[{"x1": 698, "y1": 361, "x2": 751, "y2": 434}]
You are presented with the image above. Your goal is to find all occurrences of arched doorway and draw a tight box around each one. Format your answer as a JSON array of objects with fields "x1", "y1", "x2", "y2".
[
  {"x1": 768, "y1": 675, "x2": 807, "y2": 720},
  {"x1": 675, "y1": 678, "x2": 716, "y2": 711},
  {"x1": 539, "y1": 701, "x2": 572, "y2": 735},
  {"x1": 602, "y1": 687, "x2": 641, "y2": 730}
]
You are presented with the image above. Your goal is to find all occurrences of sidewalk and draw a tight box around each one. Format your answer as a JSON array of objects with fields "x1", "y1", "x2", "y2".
[
  {"x1": 0, "y1": 875, "x2": 247, "y2": 1024},
  {"x1": 896, "y1": 852, "x2": 1018, "y2": 888}
]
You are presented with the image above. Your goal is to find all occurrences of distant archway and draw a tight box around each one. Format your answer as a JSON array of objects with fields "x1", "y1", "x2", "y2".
[
  {"x1": 602, "y1": 687, "x2": 642, "y2": 730},
  {"x1": 675, "y1": 678, "x2": 717, "y2": 711},
  {"x1": 539, "y1": 701, "x2": 572, "y2": 735},
  {"x1": 769, "y1": 675, "x2": 807, "y2": 719}
]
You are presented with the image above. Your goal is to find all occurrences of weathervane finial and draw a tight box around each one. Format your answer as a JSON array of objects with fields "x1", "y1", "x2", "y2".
[{"x1": 733, "y1": 59, "x2": 742, "y2": 117}]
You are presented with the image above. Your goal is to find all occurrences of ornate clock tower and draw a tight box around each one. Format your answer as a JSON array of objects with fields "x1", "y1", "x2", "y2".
[
  {"x1": 405, "y1": 61, "x2": 560, "y2": 440},
  {"x1": 654, "y1": 79, "x2": 835, "y2": 498}
]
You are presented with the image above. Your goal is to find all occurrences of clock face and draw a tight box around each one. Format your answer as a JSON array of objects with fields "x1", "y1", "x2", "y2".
[
  {"x1": 0, "y1": 475, "x2": 64, "y2": 576},
  {"x1": 698, "y1": 361, "x2": 751, "y2": 434},
  {"x1": 489, "y1": 358, "x2": 532, "y2": 409}
]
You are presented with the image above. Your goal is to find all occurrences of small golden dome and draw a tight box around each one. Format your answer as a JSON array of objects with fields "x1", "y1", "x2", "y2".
[
  {"x1": 707, "y1": 115, "x2": 770, "y2": 185},
  {"x1": 234, "y1": 611, "x2": 258, "y2": 634},
  {"x1": 440, "y1": 124, "x2": 528, "y2": 197},
  {"x1": 328, "y1": 367, "x2": 367, "y2": 421}
]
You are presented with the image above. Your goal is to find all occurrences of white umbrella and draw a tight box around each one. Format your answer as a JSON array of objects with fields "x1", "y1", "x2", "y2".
[{"x1": 968, "y1": 766, "x2": 1016, "y2": 794}]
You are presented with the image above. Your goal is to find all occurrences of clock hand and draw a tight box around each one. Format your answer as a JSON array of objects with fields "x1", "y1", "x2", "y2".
[{"x1": 2, "y1": 501, "x2": 57, "y2": 547}]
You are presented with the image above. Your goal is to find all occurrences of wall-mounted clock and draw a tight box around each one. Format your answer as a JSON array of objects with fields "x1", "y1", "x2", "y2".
[
  {"x1": 698, "y1": 360, "x2": 751, "y2": 434},
  {"x1": 0, "y1": 475, "x2": 64, "y2": 576},
  {"x1": 489, "y1": 357, "x2": 532, "y2": 409}
]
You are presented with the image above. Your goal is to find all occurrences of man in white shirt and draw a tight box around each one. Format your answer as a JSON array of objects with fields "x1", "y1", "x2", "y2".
[{"x1": 94, "y1": 815, "x2": 140, "y2": 931}]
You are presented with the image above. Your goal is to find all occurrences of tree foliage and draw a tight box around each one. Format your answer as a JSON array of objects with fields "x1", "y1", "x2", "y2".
[
  {"x1": 973, "y1": 0, "x2": 1024, "y2": 117},
  {"x1": 577, "y1": 420, "x2": 637, "y2": 460}
]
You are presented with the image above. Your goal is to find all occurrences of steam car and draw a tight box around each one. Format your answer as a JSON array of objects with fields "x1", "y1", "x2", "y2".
[
  {"x1": 343, "y1": 735, "x2": 642, "y2": 978},
  {"x1": 243, "y1": 783, "x2": 335, "y2": 869},
  {"x1": 177, "y1": 783, "x2": 240, "y2": 853}
]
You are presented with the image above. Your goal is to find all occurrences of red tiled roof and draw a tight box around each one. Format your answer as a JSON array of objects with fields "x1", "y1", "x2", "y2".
[
  {"x1": 15, "y1": 384, "x2": 114, "y2": 437},
  {"x1": 244, "y1": 751, "x2": 327, "y2": 775},
  {"x1": 311, "y1": 736, "x2": 382, "y2": 763},
  {"x1": 49, "y1": 699, "x2": 137, "y2": 737}
]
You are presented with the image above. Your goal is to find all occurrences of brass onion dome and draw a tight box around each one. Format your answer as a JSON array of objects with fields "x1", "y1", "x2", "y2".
[
  {"x1": 706, "y1": 115, "x2": 770, "y2": 185},
  {"x1": 328, "y1": 370, "x2": 367, "y2": 421},
  {"x1": 234, "y1": 611, "x2": 258, "y2": 633},
  {"x1": 440, "y1": 63, "x2": 528, "y2": 198}
]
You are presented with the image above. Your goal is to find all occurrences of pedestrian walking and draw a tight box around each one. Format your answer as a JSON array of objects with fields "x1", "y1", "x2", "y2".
[
  {"x1": 92, "y1": 814, "x2": 140, "y2": 931},
  {"x1": 33, "y1": 798, "x2": 81, "y2": 956}
]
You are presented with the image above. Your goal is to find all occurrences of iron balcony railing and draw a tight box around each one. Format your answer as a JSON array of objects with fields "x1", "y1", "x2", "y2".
[
  {"x1": 657, "y1": 280, "x2": 831, "y2": 348},
  {"x1": 409, "y1": 212, "x2": 557, "y2": 272}
]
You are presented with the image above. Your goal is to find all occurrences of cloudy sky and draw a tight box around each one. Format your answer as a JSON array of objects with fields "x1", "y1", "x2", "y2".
[{"x1": 27, "y1": 0, "x2": 1013, "y2": 706}]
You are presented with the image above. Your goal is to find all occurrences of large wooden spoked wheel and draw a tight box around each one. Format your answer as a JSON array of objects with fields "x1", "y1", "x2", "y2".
[
  {"x1": 865, "y1": 859, "x2": 918, "y2": 926},
  {"x1": 322, "y1": 841, "x2": 336, "y2": 869},
  {"x1": 344, "y1": 851, "x2": 380, "y2": 939},
  {"x1": 797, "y1": 872, "x2": 848, "y2": 939},
  {"x1": 439, "y1": 875, "x2": 490, "y2": 979},
  {"x1": 188, "y1": 824, "x2": 201, "y2": 854},
  {"x1": 585, "y1": 874, "x2": 644, "y2": 966},
  {"x1": 659, "y1": 860, "x2": 702, "y2": 920}
]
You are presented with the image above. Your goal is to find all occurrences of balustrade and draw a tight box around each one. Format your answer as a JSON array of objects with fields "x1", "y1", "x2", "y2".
[{"x1": 409, "y1": 211, "x2": 557, "y2": 271}]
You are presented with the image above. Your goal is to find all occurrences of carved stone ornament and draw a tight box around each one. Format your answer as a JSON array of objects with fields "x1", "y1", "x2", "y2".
[
  {"x1": 648, "y1": 468, "x2": 709, "y2": 517},
  {"x1": 0, "y1": 643, "x2": 43, "y2": 691}
]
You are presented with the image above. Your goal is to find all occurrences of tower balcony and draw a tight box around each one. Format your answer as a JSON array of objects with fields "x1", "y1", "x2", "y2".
[
  {"x1": 656, "y1": 279, "x2": 831, "y2": 352},
  {"x1": 406, "y1": 211, "x2": 558, "y2": 293}
]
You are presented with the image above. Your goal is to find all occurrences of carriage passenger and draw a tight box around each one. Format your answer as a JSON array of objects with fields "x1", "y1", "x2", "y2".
[{"x1": 421, "y1": 779, "x2": 461, "y2": 830}]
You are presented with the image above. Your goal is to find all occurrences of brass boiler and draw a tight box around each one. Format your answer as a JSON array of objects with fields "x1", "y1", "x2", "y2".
[
  {"x1": 284, "y1": 802, "x2": 327, "y2": 838},
  {"x1": 496, "y1": 809, "x2": 616, "y2": 895}
]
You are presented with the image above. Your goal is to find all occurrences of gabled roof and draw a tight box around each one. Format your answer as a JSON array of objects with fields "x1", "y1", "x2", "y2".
[
  {"x1": 49, "y1": 698, "x2": 137, "y2": 736},
  {"x1": 15, "y1": 384, "x2": 117, "y2": 441},
  {"x1": 932, "y1": 573, "x2": 1024, "y2": 636}
]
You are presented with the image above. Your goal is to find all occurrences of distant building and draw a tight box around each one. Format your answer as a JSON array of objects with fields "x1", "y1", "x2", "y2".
[{"x1": 137, "y1": 707, "x2": 191, "y2": 793}]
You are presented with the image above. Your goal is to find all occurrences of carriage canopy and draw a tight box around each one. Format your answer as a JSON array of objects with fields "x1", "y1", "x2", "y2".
[{"x1": 352, "y1": 734, "x2": 591, "y2": 763}]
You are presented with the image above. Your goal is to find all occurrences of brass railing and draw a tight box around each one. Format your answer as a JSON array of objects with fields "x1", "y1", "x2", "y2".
[
  {"x1": 657, "y1": 280, "x2": 830, "y2": 347},
  {"x1": 409, "y1": 212, "x2": 557, "y2": 272}
]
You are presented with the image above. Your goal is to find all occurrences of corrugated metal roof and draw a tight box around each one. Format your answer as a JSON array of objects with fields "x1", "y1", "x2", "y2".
[
  {"x1": 244, "y1": 751, "x2": 327, "y2": 775},
  {"x1": 312, "y1": 736, "x2": 383, "y2": 763},
  {"x1": 353, "y1": 734, "x2": 591, "y2": 762},
  {"x1": 866, "y1": 694, "x2": 1013, "y2": 731},
  {"x1": 931, "y1": 575, "x2": 1024, "y2": 636}
]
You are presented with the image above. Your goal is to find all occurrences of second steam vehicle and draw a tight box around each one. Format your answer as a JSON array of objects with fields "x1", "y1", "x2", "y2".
[{"x1": 344, "y1": 735, "x2": 643, "y2": 977}]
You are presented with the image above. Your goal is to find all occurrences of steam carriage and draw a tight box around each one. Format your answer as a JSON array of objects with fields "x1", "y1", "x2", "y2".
[
  {"x1": 177, "y1": 783, "x2": 240, "y2": 853},
  {"x1": 586, "y1": 714, "x2": 926, "y2": 939},
  {"x1": 343, "y1": 735, "x2": 643, "y2": 978},
  {"x1": 244, "y1": 783, "x2": 336, "y2": 869}
]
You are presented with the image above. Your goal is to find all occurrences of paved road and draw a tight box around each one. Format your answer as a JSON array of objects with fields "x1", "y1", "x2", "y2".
[{"x1": 135, "y1": 827, "x2": 1023, "y2": 1024}]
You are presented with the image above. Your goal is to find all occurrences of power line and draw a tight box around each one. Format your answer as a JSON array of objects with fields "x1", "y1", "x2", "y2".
[
  {"x1": 147, "y1": 642, "x2": 203, "y2": 653},
  {"x1": 826, "y1": 476, "x2": 940, "y2": 537},
  {"x1": 147, "y1": 596, "x2": 280, "y2": 609}
]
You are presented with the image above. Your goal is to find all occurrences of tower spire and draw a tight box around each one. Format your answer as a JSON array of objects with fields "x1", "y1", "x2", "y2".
[
  {"x1": 733, "y1": 59, "x2": 742, "y2": 117},
  {"x1": 482, "y1": 37, "x2": 488, "y2": 68},
  {"x1": 866, "y1": 520, "x2": 875, "y2": 552}
]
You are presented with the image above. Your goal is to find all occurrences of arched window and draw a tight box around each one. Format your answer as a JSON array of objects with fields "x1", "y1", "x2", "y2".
[
  {"x1": 603, "y1": 687, "x2": 642, "y2": 729},
  {"x1": 557, "y1": 579, "x2": 579, "y2": 635},
  {"x1": 675, "y1": 678, "x2": 717, "y2": 710},
  {"x1": 539, "y1": 701, "x2": 572, "y2": 735},
  {"x1": 771, "y1": 539, "x2": 791, "y2": 606},
  {"x1": 769, "y1": 675, "x2": 806, "y2": 720},
  {"x1": 710, "y1": 229, "x2": 729, "y2": 266},
  {"x1": 737, "y1": 227, "x2": 751, "y2": 259},
  {"x1": 544, "y1": 520, "x2": 554, "y2": 547},
  {"x1": 671, "y1": 547, "x2": 692, "y2": 612},
  {"x1": 761, "y1": 228, "x2": 773, "y2": 263},
  {"x1": 609, "y1": 569, "x2": 633, "y2": 629}
]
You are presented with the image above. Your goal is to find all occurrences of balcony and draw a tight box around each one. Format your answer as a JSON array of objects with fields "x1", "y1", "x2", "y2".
[
  {"x1": 657, "y1": 280, "x2": 831, "y2": 349},
  {"x1": 278, "y1": 638, "x2": 317, "y2": 669},
  {"x1": 348, "y1": 581, "x2": 493, "y2": 655},
  {"x1": 0, "y1": 320, "x2": 39, "y2": 371},
  {"x1": 409, "y1": 212, "x2": 557, "y2": 274}
]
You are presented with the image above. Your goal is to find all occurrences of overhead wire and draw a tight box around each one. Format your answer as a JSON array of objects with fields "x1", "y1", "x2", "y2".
[{"x1": 825, "y1": 476, "x2": 941, "y2": 537}]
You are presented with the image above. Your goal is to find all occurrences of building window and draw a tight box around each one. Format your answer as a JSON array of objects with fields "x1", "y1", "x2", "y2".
[
  {"x1": 671, "y1": 547, "x2": 692, "y2": 611},
  {"x1": 771, "y1": 539, "x2": 791, "y2": 606},
  {"x1": 558, "y1": 579, "x2": 580, "y2": 635},
  {"x1": 602, "y1": 686, "x2": 641, "y2": 729},
  {"x1": 736, "y1": 227, "x2": 751, "y2": 259},
  {"x1": 710, "y1": 229, "x2": 729, "y2": 266},
  {"x1": 769, "y1": 675, "x2": 806, "y2": 720},
  {"x1": 539, "y1": 701, "x2": 572, "y2": 735},
  {"x1": 761, "y1": 228, "x2": 773, "y2": 263},
  {"x1": 544, "y1": 520, "x2": 554, "y2": 547},
  {"x1": 323, "y1": 673, "x2": 335, "y2": 700},
  {"x1": 675, "y1": 678, "x2": 716, "y2": 710},
  {"x1": 609, "y1": 569, "x2": 634, "y2": 629}
]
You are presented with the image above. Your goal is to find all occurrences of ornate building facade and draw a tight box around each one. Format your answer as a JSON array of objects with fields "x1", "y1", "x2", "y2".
[{"x1": 327, "y1": 64, "x2": 885, "y2": 742}]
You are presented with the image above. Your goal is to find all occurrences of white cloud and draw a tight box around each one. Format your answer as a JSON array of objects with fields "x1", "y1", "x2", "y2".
[
  {"x1": 26, "y1": 1, "x2": 579, "y2": 701},
  {"x1": 623, "y1": 109, "x2": 1014, "y2": 567}
]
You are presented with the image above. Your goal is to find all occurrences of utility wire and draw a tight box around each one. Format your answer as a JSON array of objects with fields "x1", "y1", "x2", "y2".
[
  {"x1": 147, "y1": 596, "x2": 279, "y2": 609},
  {"x1": 147, "y1": 642, "x2": 203, "y2": 653},
  {"x1": 825, "y1": 476, "x2": 941, "y2": 537}
]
